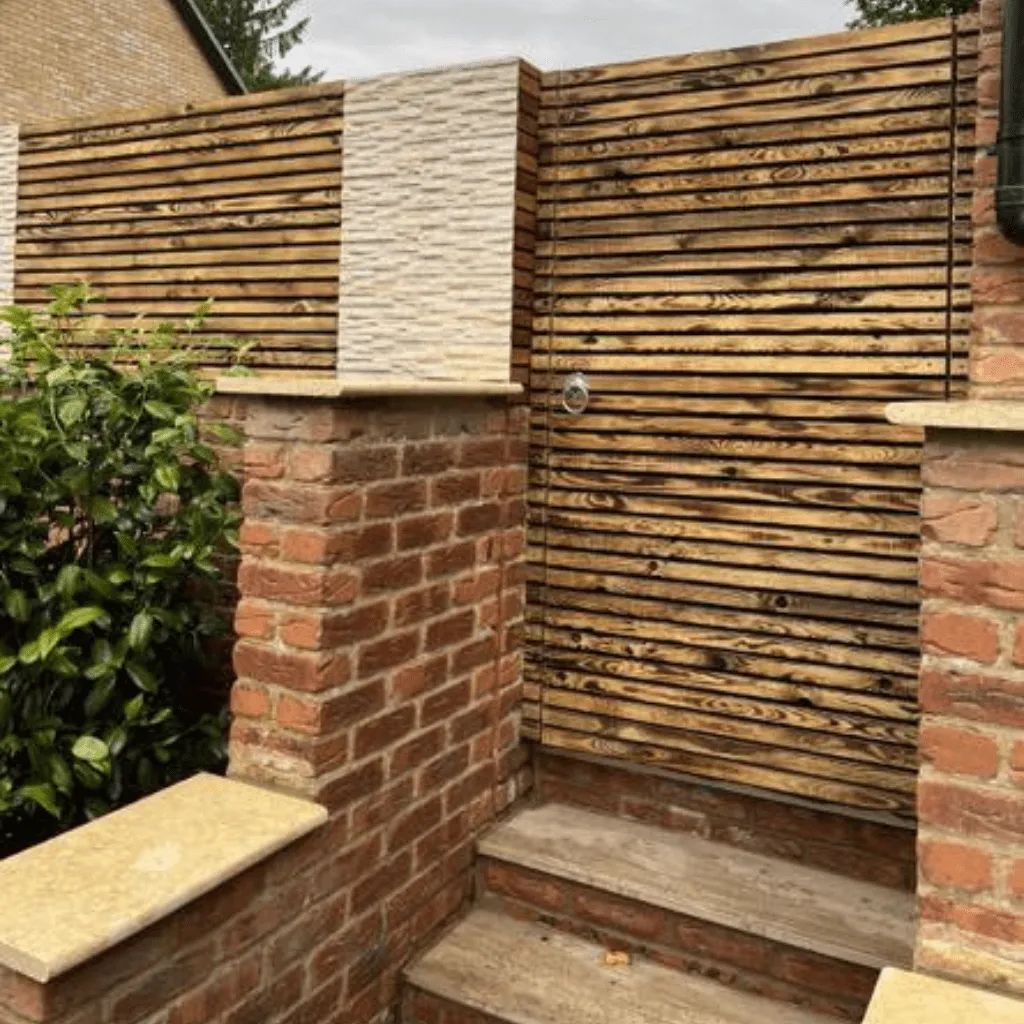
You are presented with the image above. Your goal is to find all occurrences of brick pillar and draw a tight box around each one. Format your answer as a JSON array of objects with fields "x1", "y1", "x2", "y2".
[
  {"x1": 911, "y1": 0, "x2": 1024, "y2": 994},
  {"x1": 226, "y1": 394, "x2": 529, "y2": 1022},
  {"x1": 917, "y1": 432, "x2": 1024, "y2": 994}
]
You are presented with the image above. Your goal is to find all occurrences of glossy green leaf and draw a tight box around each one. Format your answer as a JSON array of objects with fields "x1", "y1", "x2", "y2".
[
  {"x1": 71, "y1": 736, "x2": 109, "y2": 764},
  {"x1": 49, "y1": 754, "x2": 74, "y2": 795},
  {"x1": 155, "y1": 464, "x2": 181, "y2": 492},
  {"x1": 127, "y1": 611, "x2": 154, "y2": 651},
  {"x1": 124, "y1": 694, "x2": 146, "y2": 722},
  {"x1": 18, "y1": 783, "x2": 60, "y2": 818},
  {"x1": 144, "y1": 400, "x2": 176, "y2": 421},
  {"x1": 142, "y1": 553, "x2": 178, "y2": 570},
  {"x1": 56, "y1": 606, "x2": 108, "y2": 637},
  {"x1": 17, "y1": 638, "x2": 41, "y2": 665},
  {"x1": 84, "y1": 676, "x2": 116, "y2": 718},
  {"x1": 56, "y1": 565, "x2": 82, "y2": 598},
  {"x1": 58, "y1": 396, "x2": 88, "y2": 427},
  {"x1": 4, "y1": 590, "x2": 30, "y2": 623},
  {"x1": 126, "y1": 662, "x2": 157, "y2": 693}
]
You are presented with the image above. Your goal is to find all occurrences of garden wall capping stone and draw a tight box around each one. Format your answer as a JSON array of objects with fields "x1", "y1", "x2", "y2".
[
  {"x1": 215, "y1": 376, "x2": 523, "y2": 398},
  {"x1": 864, "y1": 968, "x2": 1024, "y2": 1024},
  {"x1": 0, "y1": 773, "x2": 325, "y2": 983},
  {"x1": 887, "y1": 401, "x2": 1024, "y2": 431}
]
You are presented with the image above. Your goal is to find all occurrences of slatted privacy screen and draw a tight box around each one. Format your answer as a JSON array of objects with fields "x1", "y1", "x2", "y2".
[
  {"x1": 526, "y1": 17, "x2": 979, "y2": 818},
  {"x1": 14, "y1": 83, "x2": 344, "y2": 375}
]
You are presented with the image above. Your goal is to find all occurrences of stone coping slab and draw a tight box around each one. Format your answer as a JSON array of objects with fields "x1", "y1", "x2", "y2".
[
  {"x1": 0, "y1": 773, "x2": 326, "y2": 983},
  {"x1": 215, "y1": 376, "x2": 523, "y2": 399},
  {"x1": 864, "y1": 968, "x2": 1024, "y2": 1024},
  {"x1": 886, "y1": 400, "x2": 1024, "y2": 432}
]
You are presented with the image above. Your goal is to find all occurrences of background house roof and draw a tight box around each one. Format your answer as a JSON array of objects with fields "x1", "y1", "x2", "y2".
[{"x1": 171, "y1": 0, "x2": 247, "y2": 94}]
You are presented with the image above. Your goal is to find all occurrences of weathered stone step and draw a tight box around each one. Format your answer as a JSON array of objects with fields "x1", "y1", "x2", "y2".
[
  {"x1": 479, "y1": 802, "x2": 915, "y2": 971},
  {"x1": 404, "y1": 908, "x2": 834, "y2": 1024}
]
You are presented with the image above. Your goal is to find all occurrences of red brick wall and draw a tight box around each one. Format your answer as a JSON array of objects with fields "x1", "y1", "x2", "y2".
[
  {"x1": 0, "y1": 393, "x2": 531, "y2": 1024},
  {"x1": 917, "y1": 433, "x2": 1024, "y2": 994},
  {"x1": 971, "y1": 0, "x2": 1024, "y2": 395},
  {"x1": 913, "y1": 0, "x2": 1024, "y2": 992}
]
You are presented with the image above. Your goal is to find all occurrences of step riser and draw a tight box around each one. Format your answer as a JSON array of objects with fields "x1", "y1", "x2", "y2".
[
  {"x1": 538, "y1": 753, "x2": 916, "y2": 891},
  {"x1": 403, "y1": 987, "x2": 505, "y2": 1024},
  {"x1": 478, "y1": 856, "x2": 878, "y2": 1023}
]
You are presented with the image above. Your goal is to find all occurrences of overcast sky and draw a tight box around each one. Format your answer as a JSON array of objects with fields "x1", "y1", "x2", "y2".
[{"x1": 286, "y1": 0, "x2": 853, "y2": 82}]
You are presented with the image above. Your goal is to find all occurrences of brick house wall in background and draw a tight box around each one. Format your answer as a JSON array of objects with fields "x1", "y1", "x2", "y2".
[{"x1": 0, "y1": 0, "x2": 229, "y2": 124}]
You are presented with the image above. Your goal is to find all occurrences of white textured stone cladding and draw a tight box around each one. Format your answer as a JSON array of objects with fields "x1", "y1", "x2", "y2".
[
  {"x1": 0, "y1": 125, "x2": 16, "y2": 326},
  {"x1": 338, "y1": 59, "x2": 522, "y2": 384},
  {"x1": 0, "y1": 125, "x2": 15, "y2": 342}
]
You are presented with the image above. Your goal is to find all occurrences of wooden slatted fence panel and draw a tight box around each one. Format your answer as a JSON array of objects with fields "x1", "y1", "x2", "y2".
[
  {"x1": 14, "y1": 83, "x2": 344, "y2": 375},
  {"x1": 525, "y1": 16, "x2": 979, "y2": 819}
]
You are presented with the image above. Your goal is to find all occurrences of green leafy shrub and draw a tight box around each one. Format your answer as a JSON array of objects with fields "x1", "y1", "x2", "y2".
[{"x1": 0, "y1": 288, "x2": 241, "y2": 857}]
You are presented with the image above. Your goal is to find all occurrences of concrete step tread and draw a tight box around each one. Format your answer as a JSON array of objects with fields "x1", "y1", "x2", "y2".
[
  {"x1": 479, "y1": 802, "x2": 914, "y2": 971},
  {"x1": 407, "y1": 907, "x2": 834, "y2": 1024}
]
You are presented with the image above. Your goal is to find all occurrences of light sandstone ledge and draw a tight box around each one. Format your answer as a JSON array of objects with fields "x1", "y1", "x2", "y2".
[
  {"x1": 0, "y1": 774, "x2": 326, "y2": 982},
  {"x1": 215, "y1": 376, "x2": 523, "y2": 398},
  {"x1": 864, "y1": 968, "x2": 1024, "y2": 1024},
  {"x1": 886, "y1": 401, "x2": 1024, "y2": 432}
]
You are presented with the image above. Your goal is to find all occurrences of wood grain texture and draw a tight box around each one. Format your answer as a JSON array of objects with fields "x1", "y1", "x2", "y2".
[
  {"x1": 13, "y1": 86, "x2": 344, "y2": 375},
  {"x1": 407, "y1": 908, "x2": 834, "y2": 1024},
  {"x1": 480, "y1": 804, "x2": 916, "y2": 968},
  {"x1": 526, "y1": 16, "x2": 976, "y2": 818}
]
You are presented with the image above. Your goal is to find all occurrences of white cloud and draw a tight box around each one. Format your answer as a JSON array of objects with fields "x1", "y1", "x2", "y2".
[{"x1": 285, "y1": 0, "x2": 852, "y2": 81}]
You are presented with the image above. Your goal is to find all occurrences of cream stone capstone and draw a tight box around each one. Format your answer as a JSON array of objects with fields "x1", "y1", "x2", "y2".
[
  {"x1": 337, "y1": 58, "x2": 524, "y2": 386},
  {"x1": 215, "y1": 375, "x2": 522, "y2": 398},
  {"x1": 885, "y1": 401, "x2": 1024, "y2": 432},
  {"x1": 864, "y1": 968, "x2": 1024, "y2": 1024},
  {"x1": 0, "y1": 773, "x2": 326, "y2": 982}
]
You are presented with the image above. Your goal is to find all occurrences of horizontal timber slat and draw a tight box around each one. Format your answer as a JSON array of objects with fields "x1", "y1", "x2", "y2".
[
  {"x1": 528, "y1": 665, "x2": 915, "y2": 732},
  {"x1": 543, "y1": 62, "x2": 962, "y2": 128},
  {"x1": 541, "y1": 725, "x2": 915, "y2": 815},
  {"x1": 18, "y1": 118, "x2": 344, "y2": 169},
  {"x1": 16, "y1": 136, "x2": 342, "y2": 185},
  {"x1": 534, "y1": 486, "x2": 919, "y2": 535},
  {"x1": 15, "y1": 89, "x2": 344, "y2": 373},
  {"x1": 530, "y1": 569, "x2": 919, "y2": 638},
  {"x1": 530, "y1": 583, "x2": 917, "y2": 656},
  {"x1": 534, "y1": 525, "x2": 921, "y2": 586},
  {"x1": 539, "y1": 705, "x2": 916, "y2": 793},
  {"x1": 542, "y1": 109, "x2": 974, "y2": 167},
  {"x1": 543, "y1": 18, "x2": 961, "y2": 88},
  {"x1": 535, "y1": 505, "x2": 920, "y2": 557},
  {"x1": 527, "y1": 20, "x2": 971, "y2": 818},
  {"x1": 539, "y1": 688, "x2": 918, "y2": 770}
]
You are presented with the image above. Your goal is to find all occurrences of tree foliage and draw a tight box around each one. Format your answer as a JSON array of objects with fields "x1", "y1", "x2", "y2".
[
  {"x1": 0, "y1": 289, "x2": 241, "y2": 857},
  {"x1": 197, "y1": 0, "x2": 323, "y2": 91},
  {"x1": 846, "y1": 0, "x2": 978, "y2": 28}
]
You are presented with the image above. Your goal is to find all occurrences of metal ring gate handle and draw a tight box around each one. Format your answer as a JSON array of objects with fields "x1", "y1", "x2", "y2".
[{"x1": 561, "y1": 372, "x2": 591, "y2": 416}]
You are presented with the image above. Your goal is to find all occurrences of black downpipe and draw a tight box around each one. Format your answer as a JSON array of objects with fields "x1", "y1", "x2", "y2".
[{"x1": 998, "y1": 0, "x2": 1024, "y2": 244}]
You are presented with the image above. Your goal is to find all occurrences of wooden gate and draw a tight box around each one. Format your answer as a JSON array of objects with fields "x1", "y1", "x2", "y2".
[{"x1": 525, "y1": 17, "x2": 978, "y2": 819}]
